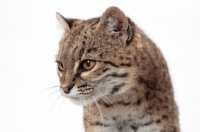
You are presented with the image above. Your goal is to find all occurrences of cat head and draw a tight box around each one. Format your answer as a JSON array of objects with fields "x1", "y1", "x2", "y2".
[{"x1": 56, "y1": 6, "x2": 137, "y2": 105}]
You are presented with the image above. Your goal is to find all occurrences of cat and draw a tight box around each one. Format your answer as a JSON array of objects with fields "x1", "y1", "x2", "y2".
[{"x1": 55, "y1": 6, "x2": 179, "y2": 132}]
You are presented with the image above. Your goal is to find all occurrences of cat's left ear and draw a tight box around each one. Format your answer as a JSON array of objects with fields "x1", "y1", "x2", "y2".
[
  {"x1": 98, "y1": 6, "x2": 132, "y2": 46},
  {"x1": 56, "y1": 12, "x2": 70, "y2": 34}
]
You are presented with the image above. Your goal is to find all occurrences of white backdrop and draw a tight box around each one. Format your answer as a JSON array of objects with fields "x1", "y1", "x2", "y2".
[{"x1": 0, "y1": 0, "x2": 200, "y2": 132}]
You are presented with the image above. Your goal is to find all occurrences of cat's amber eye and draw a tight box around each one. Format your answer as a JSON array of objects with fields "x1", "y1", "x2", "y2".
[
  {"x1": 56, "y1": 61, "x2": 64, "y2": 72},
  {"x1": 82, "y1": 60, "x2": 96, "y2": 70}
]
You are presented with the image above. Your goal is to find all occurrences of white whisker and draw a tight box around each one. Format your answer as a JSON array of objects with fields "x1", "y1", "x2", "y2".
[
  {"x1": 92, "y1": 96, "x2": 105, "y2": 132},
  {"x1": 36, "y1": 85, "x2": 60, "y2": 97},
  {"x1": 96, "y1": 93, "x2": 119, "y2": 123}
]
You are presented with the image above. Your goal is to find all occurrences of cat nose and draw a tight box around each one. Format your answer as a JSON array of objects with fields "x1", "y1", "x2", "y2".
[{"x1": 60, "y1": 84, "x2": 75, "y2": 94}]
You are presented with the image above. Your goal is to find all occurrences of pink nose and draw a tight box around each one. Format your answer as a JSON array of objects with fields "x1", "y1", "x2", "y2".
[{"x1": 60, "y1": 84, "x2": 74, "y2": 94}]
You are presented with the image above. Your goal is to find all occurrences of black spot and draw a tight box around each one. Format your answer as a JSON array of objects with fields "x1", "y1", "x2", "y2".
[
  {"x1": 110, "y1": 83, "x2": 125, "y2": 94},
  {"x1": 84, "y1": 35, "x2": 87, "y2": 39},
  {"x1": 142, "y1": 120, "x2": 154, "y2": 126},
  {"x1": 145, "y1": 91, "x2": 150, "y2": 100},
  {"x1": 137, "y1": 76, "x2": 144, "y2": 83},
  {"x1": 99, "y1": 53, "x2": 103, "y2": 58},
  {"x1": 94, "y1": 121, "x2": 109, "y2": 127},
  {"x1": 131, "y1": 126, "x2": 138, "y2": 131},
  {"x1": 113, "y1": 116, "x2": 117, "y2": 120},
  {"x1": 93, "y1": 47, "x2": 97, "y2": 52},
  {"x1": 136, "y1": 99, "x2": 142, "y2": 105},
  {"x1": 156, "y1": 119, "x2": 161, "y2": 124},
  {"x1": 72, "y1": 78, "x2": 76, "y2": 82},
  {"x1": 72, "y1": 46, "x2": 78, "y2": 55},
  {"x1": 148, "y1": 105, "x2": 153, "y2": 110},
  {"x1": 104, "y1": 103, "x2": 114, "y2": 108},
  {"x1": 82, "y1": 41, "x2": 85, "y2": 45},
  {"x1": 87, "y1": 48, "x2": 92, "y2": 53},
  {"x1": 162, "y1": 115, "x2": 169, "y2": 120},
  {"x1": 117, "y1": 100, "x2": 131, "y2": 106}
]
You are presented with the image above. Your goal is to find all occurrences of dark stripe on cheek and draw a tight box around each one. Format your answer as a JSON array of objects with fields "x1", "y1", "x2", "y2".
[
  {"x1": 102, "y1": 68, "x2": 110, "y2": 73},
  {"x1": 111, "y1": 83, "x2": 125, "y2": 94},
  {"x1": 111, "y1": 73, "x2": 128, "y2": 78}
]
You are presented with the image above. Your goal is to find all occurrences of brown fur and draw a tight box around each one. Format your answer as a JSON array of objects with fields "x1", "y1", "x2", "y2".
[{"x1": 56, "y1": 6, "x2": 179, "y2": 132}]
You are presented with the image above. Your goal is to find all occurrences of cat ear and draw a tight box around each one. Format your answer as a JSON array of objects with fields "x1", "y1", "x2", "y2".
[
  {"x1": 98, "y1": 6, "x2": 132, "y2": 46},
  {"x1": 56, "y1": 12, "x2": 70, "y2": 33}
]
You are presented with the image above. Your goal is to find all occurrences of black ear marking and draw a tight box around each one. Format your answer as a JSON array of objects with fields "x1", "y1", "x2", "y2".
[{"x1": 64, "y1": 18, "x2": 78, "y2": 29}]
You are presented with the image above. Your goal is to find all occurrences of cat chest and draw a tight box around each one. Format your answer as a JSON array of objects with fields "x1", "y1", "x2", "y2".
[
  {"x1": 96, "y1": 121, "x2": 162, "y2": 132},
  {"x1": 95, "y1": 114, "x2": 162, "y2": 132}
]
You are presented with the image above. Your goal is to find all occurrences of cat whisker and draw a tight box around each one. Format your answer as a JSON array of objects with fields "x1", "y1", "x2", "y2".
[
  {"x1": 95, "y1": 93, "x2": 119, "y2": 123},
  {"x1": 46, "y1": 95, "x2": 62, "y2": 121},
  {"x1": 36, "y1": 85, "x2": 60, "y2": 97},
  {"x1": 58, "y1": 96, "x2": 66, "y2": 130},
  {"x1": 97, "y1": 91, "x2": 119, "y2": 114},
  {"x1": 92, "y1": 96, "x2": 105, "y2": 132}
]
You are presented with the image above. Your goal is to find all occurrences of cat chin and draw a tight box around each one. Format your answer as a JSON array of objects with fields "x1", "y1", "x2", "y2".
[{"x1": 69, "y1": 95, "x2": 101, "y2": 106}]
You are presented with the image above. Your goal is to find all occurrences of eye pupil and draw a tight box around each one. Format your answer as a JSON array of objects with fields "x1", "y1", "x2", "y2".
[
  {"x1": 86, "y1": 61, "x2": 90, "y2": 67},
  {"x1": 82, "y1": 60, "x2": 96, "y2": 70}
]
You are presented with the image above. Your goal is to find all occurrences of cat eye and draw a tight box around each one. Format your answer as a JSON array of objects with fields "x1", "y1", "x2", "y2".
[
  {"x1": 56, "y1": 61, "x2": 64, "y2": 72},
  {"x1": 82, "y1": 60, "x2": 96, "y2": 70}
]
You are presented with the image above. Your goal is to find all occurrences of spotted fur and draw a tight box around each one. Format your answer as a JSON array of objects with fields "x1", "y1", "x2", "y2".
[{"x1": 56, "y1": 6, "x2": 179, "y2": 132}]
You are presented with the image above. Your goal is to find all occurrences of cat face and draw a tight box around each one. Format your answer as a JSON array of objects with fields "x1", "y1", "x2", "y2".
[{"x1": 56, "y1": 7, "x2": 137, "y2": 105}]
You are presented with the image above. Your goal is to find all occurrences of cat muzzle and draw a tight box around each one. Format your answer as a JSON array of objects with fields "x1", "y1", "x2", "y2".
[{"x1": 60, "y1": 84, "x2": 74, "y2": 94}]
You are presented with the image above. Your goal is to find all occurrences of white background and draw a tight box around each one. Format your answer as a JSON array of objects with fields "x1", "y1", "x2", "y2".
[{"x1": 0, "y1": 0, "x2": 200, "y2": 132}]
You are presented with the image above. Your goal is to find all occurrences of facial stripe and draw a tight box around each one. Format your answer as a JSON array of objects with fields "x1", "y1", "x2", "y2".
[
  {"x1": 105, "y1": 73, "x2": 128, "y2": 78},
  {"x1": 104, "y1": 61, "x2": 119, "y2": 67},
  {"x1": 104, "y1": 100, "x2": 131, "y2": 107},
  {"x1": 74, "y1": 61, "x2": 80, "y2": 74},
  {"x1": 110, "y1": 83, "x2": 125, "y2": 94}
]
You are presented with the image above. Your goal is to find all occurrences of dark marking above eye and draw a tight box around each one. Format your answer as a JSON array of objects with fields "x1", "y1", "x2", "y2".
[
  {"x1": 104, "y1": 61, "x2": 119, "y2": 67},
  {"x1": 87, "y1": 48, "x2": 92, "y2": 53}
]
